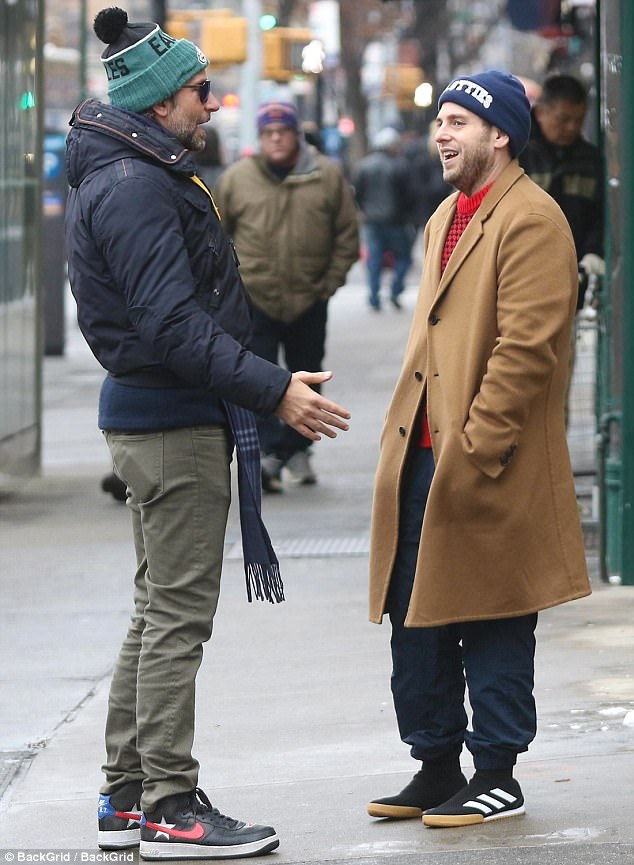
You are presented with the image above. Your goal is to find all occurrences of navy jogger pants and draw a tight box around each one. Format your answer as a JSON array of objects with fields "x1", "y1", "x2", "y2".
[{"x1": 386, "y1": 446, "x2": 538, "y2": 770}]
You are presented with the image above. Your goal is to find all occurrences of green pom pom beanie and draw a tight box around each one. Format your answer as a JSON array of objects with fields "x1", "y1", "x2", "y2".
[{"x1": 94, "y1": 7, "x2": 208, "y2": 113}]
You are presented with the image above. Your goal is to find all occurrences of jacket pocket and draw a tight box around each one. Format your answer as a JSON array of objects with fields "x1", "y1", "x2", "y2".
[
  {"x1": 181, "y1": 185, "x2": 225, "y2": 312},
  {"x1": 195, "y1": 233, "x2": 224, "y2": 311}
]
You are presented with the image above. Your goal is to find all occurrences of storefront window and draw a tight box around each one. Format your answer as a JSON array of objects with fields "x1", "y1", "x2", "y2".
[{"x1": 0, "y1": 0, "x2": 42, "y2": 477}]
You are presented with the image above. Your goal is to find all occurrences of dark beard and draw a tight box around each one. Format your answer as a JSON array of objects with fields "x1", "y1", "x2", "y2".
[
  {"x1": 446, "y1": 133, "x2": 495, "y2": 196},
  {"x1": 163, "y1": 99, "x2": 207, "y2": 152},
  {"x1": 175, "y1": 125, "x2": 206, "y2": 152}
]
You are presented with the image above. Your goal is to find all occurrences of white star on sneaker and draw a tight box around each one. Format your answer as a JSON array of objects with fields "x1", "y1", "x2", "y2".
[{"x1": 153, "y1": 816, "x2": 176, "y2": 840}]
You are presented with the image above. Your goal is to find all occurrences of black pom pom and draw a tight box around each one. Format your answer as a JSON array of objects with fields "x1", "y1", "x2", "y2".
[{"x1": 94, "y1": 7, "x2": 128, "y2": 44}]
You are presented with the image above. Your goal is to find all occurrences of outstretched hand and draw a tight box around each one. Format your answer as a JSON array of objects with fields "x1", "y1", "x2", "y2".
[{"x1": 275, "y1": 371, "x2": 351, "y2": 441}]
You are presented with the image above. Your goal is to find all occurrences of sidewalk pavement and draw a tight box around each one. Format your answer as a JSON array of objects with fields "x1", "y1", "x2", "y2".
[{"x1": 1, "y1": 265, "x2": 633, "y2": 864}]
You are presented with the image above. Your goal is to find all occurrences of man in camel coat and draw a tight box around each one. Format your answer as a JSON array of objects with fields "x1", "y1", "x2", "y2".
[{"x1": 367, "y1": 71, "x2": 591, "y2": 829}]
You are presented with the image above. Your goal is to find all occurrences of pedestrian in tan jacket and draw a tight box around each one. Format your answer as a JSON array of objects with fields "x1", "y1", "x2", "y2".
[
  {"x1": 214, "y1": 102, "x2": 359, "y2": 492},
  {"x1": 367, "y1": 71, "x2": 591, "y2": 829}
]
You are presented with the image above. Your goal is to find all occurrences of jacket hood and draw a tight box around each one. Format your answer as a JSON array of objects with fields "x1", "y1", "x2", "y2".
[
  {"x1": 65, "y1": 99, "x2": 198, "y2": 188},
  {"x1": 252, "y1": 137, "x2": 320, "y2": 182}
]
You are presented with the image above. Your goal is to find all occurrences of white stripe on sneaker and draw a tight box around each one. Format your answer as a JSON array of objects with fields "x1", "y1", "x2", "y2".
[
  {"x1": 463, "y1": 800, "x2": 493, "y2": 815},
  {"x1": 478, "y1": 793, "x2": 513, "y2": 808},
  {"x1": 422, "y1": 781, "x2": 525, "y2": 828},
  {"x1": 490, "y1": 787, "x2": 518, "y2": 803},
  {"x1": 463, "y1": 788, "x2": 519, "y2": 816}
]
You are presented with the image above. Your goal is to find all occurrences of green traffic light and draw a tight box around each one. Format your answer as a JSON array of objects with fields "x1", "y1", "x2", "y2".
[
  {"x1": 259, "y1": 13, "x2": 277, "y2": 30},
  {"x1": 19, "y1": 91, "x2": 36, "y2": 110}
]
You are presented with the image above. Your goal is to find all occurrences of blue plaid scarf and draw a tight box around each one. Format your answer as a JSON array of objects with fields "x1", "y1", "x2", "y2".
[
  {"x1": 188, "y1": 177, "x2": 283, "y2": 602},
  {"x1": 222, "y1": 401, "x2": 285, "y2": 603}
]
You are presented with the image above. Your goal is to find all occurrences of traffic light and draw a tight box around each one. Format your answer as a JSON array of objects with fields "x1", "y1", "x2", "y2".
[
  {"x1": 166, "y1": 10, "x2": 247, "y2": 67},
  {"x1": 259, "y1": 14, "x2": 278, "y2": 31},
  {"x1": 301, "y1": 39, "x2": 325, "y2": 74},
  {"x1": 414, "y1": 82, "x2": 433, "y2": 108},
  {"x1": 221, "y1": 93, "x2": 240, "y2": 108},
  {"x1": 19, "y1": 91, "x2": 36, "y2": 110},
  {"x1": 262, "y1": 27, "x2": 313, "y2": 81},
  {"x1": 383, "y1": 64, "x2": 425, "y2": 109}
]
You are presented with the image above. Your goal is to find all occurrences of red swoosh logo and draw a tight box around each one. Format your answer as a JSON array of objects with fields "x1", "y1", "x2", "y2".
[{"x1": 146, "y1": 821, "x2": 205, "y2": 841}]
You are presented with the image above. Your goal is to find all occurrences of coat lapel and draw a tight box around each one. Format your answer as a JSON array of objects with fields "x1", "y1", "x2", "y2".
[
  {"x1": 429, "y1": 161, "x2": 526, "y2": 310},
  {"x1": 434, "y1": 216, "x2": 484, "y2": 306}
]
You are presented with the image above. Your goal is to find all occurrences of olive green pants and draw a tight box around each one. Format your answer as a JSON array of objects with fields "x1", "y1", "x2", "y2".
[{"x1": 102, "y1": 426, "x2": 232, "y2": 811}]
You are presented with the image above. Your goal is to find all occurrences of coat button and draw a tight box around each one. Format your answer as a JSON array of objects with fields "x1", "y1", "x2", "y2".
[
  {"x1": 399, "y1": 426, "x2": 406, "y2": 436},
  {"x1": 430, "y1": 314, "x2": 440, "y2": 325},
  {"x1": 414, "y1": 371, "x2": 423, "y2": 381}
]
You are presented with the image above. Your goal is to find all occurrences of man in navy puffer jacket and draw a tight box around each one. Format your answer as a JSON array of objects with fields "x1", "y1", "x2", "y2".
[{"x1": 65, "y1": 8, "x2": 350, "y2": 860}]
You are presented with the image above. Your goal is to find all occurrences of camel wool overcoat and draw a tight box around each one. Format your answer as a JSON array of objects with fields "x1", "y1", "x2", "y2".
[{"x1": 369, "y1": 160, "x2": 591, "y2": 628}]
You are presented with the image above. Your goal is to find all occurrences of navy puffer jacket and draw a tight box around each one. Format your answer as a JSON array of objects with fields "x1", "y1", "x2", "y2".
[{"x1": 64, "y1": 99, "x2": 290, "y2": 420}]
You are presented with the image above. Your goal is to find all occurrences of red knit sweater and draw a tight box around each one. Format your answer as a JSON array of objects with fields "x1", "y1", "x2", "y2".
[{"x1": 420, "y1": 184, "x2": 492, "y2": 447}]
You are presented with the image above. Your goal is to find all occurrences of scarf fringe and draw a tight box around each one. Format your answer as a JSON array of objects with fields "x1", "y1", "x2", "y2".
[
  {"x1": 245, "y1": 563, "x2": 285, "y2": 604},
  {"x1": 222, "y1": 401, "x2": 284, "y2": 604}
]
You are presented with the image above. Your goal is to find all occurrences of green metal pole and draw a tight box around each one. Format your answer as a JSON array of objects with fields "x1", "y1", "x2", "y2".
[
  {"x1": 595, "y1": 0, "x2": 620, "y2": 582},
  {"x1": 619, "y1": 0, "x2": 634, "y2": 584}
]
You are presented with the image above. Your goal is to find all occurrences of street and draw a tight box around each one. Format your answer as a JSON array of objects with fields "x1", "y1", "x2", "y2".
[{"x1": 1, "y1": 261, "x2": 633, "y2": 863}]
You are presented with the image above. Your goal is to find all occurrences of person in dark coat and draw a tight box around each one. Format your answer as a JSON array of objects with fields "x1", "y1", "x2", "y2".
[
  {"x1": 401, "y1": 123, "x2": 453, "y2": 233},
  {"x1": 519, "y1": 74, "x2": 604, "y2": 422},
  {"x1": 65, "y1": 7, "x2": 350, "y2": 859},
  {"x1": 353, "y1": 127, "x2": 414, "y2": 311},
  {"x1": 519, "y1": 73, "x2": 604, "y2": 307}
]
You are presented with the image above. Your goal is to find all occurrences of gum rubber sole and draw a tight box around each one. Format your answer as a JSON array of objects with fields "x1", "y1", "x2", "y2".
[
  {"x1": 423, "y1": 804, "x2": 526, "y2": 828},
  {"x1": 367, "y1": 802, "x2": 422, "y2": 819}
]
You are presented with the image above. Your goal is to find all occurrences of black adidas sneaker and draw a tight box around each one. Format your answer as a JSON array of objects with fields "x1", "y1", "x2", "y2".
[
  {"x1": 139, "y1": 787, "x2": 279, "y2": 860},
  {"x1": 368, "y1": 768, "x2": 467, "y2": 819},
  {"x1": 423, "y1": 774, "x2": 525, "y2": 827}
]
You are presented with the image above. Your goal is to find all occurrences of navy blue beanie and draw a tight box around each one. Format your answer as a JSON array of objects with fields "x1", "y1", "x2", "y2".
[
  {"x1": 438, "y1": 71, "x2": 531, "y2": 157},
  {"x1": 256, "y1": 101, "x2": 298, "y2": 133}
]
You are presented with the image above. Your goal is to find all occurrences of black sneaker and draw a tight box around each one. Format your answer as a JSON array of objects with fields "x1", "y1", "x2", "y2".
[
  {"x1": 423, "y1": 775, "x2": 525, "y2": 827},
  {"x1": 98, "y1": 780, "x2": 143, "y2": 849},
  {"x1": 367, "y1": 768, "x2": 467, "y2": 819},
  {"x1": 139, "y1": 787, "x2": 279, "y2": 860}
]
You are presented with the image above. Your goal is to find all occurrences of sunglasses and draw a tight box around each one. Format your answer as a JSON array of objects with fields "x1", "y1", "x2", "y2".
[{"x1": 180, "y1": 79, "x2": 212, "y2": 103}]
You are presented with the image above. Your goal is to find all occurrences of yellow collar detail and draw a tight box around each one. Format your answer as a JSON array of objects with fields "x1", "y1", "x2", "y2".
[{"x1": 190, "y1": 174, "x2": 222, "y2": 222}]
